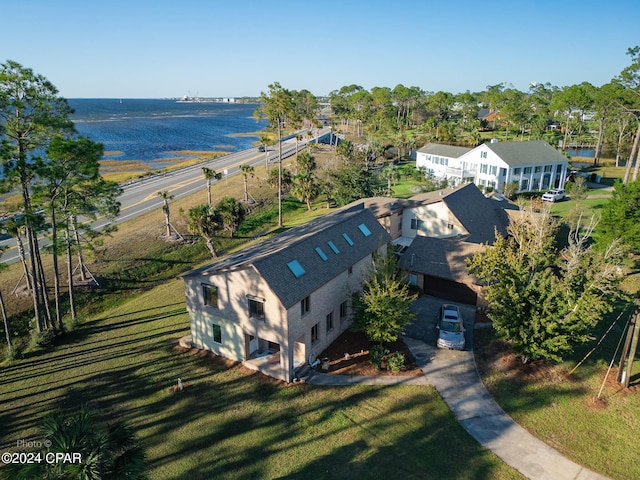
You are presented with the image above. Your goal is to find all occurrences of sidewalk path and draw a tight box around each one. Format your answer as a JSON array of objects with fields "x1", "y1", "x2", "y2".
[{"x1": 304, "y1": 334, "x2": 610, "y2": 480}]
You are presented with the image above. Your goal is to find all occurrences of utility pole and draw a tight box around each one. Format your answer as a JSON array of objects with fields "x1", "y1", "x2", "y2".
[{"x1": 617, "y1": 295, "x2": 640, "y2": 388}]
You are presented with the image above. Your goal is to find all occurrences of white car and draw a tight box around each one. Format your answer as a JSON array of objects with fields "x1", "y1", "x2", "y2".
[
  {"x1": 541, "y1": 189, "x2": 566, "y2": 202},
  {"x1": 437, "y1": 304, "x2": 465, "y2": 350}
]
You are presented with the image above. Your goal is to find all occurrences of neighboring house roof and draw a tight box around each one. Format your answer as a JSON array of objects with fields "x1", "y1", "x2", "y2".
[
  {"x1": 484, "y1": 140, "x2": 568, "y2": 167},
  {"x1": 477, "y1": 107, "x2": 490, "y2": 120},
  {"x1": 410, "y1": 183, "x2": 510, "y2": 244},
  {"x1": 416, "y1": 143, "x2": 471, "y2": 158},
  {"x1": 398, "y1": 236, "x2": 482, "y2": 283},
  {"x1": 181, "y1": 204, "x2": 390, "y2": 309},
  {"x1": 341, "y1": 196, "x2": 407, "y2": 219}
]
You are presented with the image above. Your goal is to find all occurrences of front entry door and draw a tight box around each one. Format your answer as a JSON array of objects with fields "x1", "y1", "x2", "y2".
[{"x1": 249, "y1": 335, "x2": 259, "y2": 355}]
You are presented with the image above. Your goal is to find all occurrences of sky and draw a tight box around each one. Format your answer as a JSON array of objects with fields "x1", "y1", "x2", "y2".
[{"x1": 2, "y1": 0, "x2": 639, "y2": 99}]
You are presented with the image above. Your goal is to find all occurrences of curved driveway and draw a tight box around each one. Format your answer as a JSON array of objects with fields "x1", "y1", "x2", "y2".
[{"x1": 305, "y1": 296, "x2": 610, "y2": 480}]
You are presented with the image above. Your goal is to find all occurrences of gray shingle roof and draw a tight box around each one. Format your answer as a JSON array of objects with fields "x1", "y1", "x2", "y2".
[
  {"x1": 417, "y1": 143, "x2": 471, "y2": 158},
  {"x1": 410, "y1": 183, "x2": 510, "y2": 245},
  {"x1": 485, "y1": 140, "x2": 568, "y2": 167},
  {"x1": 439, "y1": 183, "x2": 510, "y2": 244},
  {"x1": 181, "y1": 205, "x2": 390, "y2": 309},
  {"x1": 398, "y1": 236, "x2": 482, "y2": 283}
]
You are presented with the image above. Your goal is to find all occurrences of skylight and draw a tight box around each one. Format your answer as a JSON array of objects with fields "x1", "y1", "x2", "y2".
[
  {"x1": 342, "y1": 233, "x2": 354, "y2": 246},
  {"x1": 315, "y1": 247, "x2": 328, "y2": 261},
  {"x1": 327, "y1": 240, "x2": 340, "y2": 254},
  {"x1": 358, "y1": 223, "x2": 372, "y2": 237},
  {"x1": 287, "y1": 259, "x2": 306, "y2": 278}
]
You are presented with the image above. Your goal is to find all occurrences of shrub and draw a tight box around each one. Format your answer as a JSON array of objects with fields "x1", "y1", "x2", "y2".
[
  {"x1": 370, "y1": 345, "x2": 389, "y2": 370},
  {"x1": 386, "y1": 351, "x2": 406, "y2": 372},
  {"x1": 29, "y1": 328, "x2": 56, "y2": 349}
]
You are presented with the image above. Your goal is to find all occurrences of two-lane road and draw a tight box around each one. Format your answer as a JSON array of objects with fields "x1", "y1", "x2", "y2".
[{"x1": 0, "y1": 128, "x2": 330, "y2": 265}]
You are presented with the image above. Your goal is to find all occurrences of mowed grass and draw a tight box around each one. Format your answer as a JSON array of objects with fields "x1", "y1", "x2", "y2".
[
  {"x1": 0, "y1": 279, "x2": 521, "y2": 480},
  {"x1": 475, "y1": 317, "x2": 640, "y2": 480}
]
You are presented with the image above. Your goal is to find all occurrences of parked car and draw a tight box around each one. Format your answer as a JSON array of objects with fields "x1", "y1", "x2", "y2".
[
  {"x1": 541, "y1": 188, "x2": 566, "y2": 202},
  {"x1": 258, "y1": 145, "x2": 266, "y2": 152},
  {"x1": 437, "y1": 304, "x2": 465, "y2": 350}
]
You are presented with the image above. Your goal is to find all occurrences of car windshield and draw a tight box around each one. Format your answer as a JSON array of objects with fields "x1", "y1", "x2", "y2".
[{"x1": 441, "y1": 319, "x2": 462, "y2": 332}]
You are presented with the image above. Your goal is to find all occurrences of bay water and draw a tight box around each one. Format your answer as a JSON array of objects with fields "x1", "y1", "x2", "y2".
[{"x1": 69, "y1": 99, "x2": 267, "y2": 169}]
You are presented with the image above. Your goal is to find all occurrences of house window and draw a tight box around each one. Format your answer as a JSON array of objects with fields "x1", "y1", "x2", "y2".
[
  {"x1": 326, "y1": 312, "x2": 334, "y2": 332},
  {"x1": 342, "y1": 233, "x2": 354, "y2": 246},
  {"x1": 544, "y1": 165, "x2": 552, "y2": 172},
  {"x1": 340, "y1": 300, "x2": 348, "y2": 320},
  {"x1": 521, "y1": 178, "x2": 529, "y2": 190},
  {"x1": 480, "y1": 151, "x2": 487, "y2": 159},
  {"x1": 311, "y1": 323, "x2": 320, "y2": 344},
  {"x1": 212, "y1": 323, "x2": 222, "y2": 344},
  {"x1": 203, "y1": 284, "x2": 218, "y2": 308},
  {"x1": 489, "y1": 165, "x2": 497, "y2": 176},
  {"x1": 248, "y1": 297, "x2": 265, "y2": 319},
  {"x1": 534, "y1": 166, "x2": 542, "y2": 173},
  {"x1": 327, "y1": 240, "x2": 340, "y2": 254},
  {"x1": 499, "y1": 168, "x2": 507, "y2": 177},
  {"x1": 556, "y1": 164, "x2": 564, "y2": 172},
  {"x1": 410, "y1": 218, "x2": 423, "y2": 230},
  {"x1": 513, "y1": 168, "x2": 521, "y2": 175},
  {"x1": 408, "y1": 274, "x2": 418, "y2": 286},
  {"x1": 524, "y1": 167, "x2": 532, "y2": 174},
  {"x1": 301, "y1": 295, "x2": 310, "y2": 316},
  {"x1": 480, "y1": 164, "x2": 488, "y2": 174}
]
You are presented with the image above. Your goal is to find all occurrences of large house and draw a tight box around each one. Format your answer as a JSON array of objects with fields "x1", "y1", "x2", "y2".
[
  {"x1": 416, "y1": 140, "x2": 569, "y2": 194},
  {"x1": 180, "y1": 204, "x2": 390, "y2": 382}
]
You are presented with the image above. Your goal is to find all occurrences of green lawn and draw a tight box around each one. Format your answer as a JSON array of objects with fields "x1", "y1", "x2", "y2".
[
  {"x1": 475, "y1": 316, "x2": 640, "y2": 480},
  {"x1": 0, "y1": 279, "x2": 521, "y2": 480},
  {"x1": 549, "y1": 196, "x2": 610, "y2": 218}
]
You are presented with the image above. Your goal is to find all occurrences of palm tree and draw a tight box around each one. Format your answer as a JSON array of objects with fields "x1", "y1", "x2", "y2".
[
  {"x1": 382, "y1": 163, "x2": 400, "y2": 196},
  {"x1": 157, "y1": 191, "x2": 182, "y2": 240},
  {"x1": 216, "y1": 196, "x2": 246, "y2": 237},
  {"x1": 295, "y1": 133, "x2": 303, "y2": 161},
  {"x1": 202, "y1": 167, "x2": 222, "y2": 205},
  {"x1": 240, "y1": 165, "x2": 254, "y2": 203},
  {"x1": 188, "y1": 204, "x2": 222, "y2": 257},
  {"x1": 6, "y1": 407, "x2": 147, "y2": 480}
]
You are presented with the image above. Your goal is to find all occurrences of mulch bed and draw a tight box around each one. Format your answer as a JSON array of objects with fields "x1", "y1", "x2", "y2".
[{"x1": 316, "y1": 329, "x2": 423, "y2": 376}]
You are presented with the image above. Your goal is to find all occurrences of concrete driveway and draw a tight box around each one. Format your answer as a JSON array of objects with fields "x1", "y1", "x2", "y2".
[{"x1": 406, "y1": 295, "x2": 476, "y2": 349}]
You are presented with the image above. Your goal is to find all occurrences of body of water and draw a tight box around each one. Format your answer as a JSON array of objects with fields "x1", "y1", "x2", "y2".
[{"x1": 69, "y1": 99, "x2": 267, "y2": 168}]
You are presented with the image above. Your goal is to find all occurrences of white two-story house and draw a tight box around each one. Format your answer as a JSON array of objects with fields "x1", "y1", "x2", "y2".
[
  {"x1": 416, "y1": 140, "x2": 569, "y2": 194},
  {"x1": 180, "y1": 205, "x2": 390, "y2": 382}
]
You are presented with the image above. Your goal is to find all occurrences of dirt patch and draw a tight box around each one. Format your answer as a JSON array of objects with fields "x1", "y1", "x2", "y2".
[
  {"x1": 475, "y1": 333, "x2": 571, "y2": 384},
  {"x1": 316, "y1": 329, "x2": 423, "y2": 376}
]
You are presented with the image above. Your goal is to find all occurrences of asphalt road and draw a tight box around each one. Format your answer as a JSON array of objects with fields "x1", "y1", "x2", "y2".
[{"x1": 0, "y1": 127, "x2": 331, "y2": 265}]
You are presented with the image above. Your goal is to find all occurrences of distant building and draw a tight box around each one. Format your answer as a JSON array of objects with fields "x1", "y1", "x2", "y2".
[{"x1": 416, "y1": 140, "x2": 569, "y2": 194}]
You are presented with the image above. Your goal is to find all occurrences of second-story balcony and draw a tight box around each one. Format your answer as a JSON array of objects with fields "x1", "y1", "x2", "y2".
[{"x1": 445, "y1": 166, "x2": 476, "y2": 179}]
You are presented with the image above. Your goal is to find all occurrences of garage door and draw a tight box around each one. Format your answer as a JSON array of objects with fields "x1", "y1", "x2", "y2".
[{"x1": 423, "y1": 275, "x2": 477, "y2": 305}]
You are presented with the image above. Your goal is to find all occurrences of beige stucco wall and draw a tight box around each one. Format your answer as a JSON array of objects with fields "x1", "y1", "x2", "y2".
[
  {"x1": 284, "y1": 252, "x2": 376, "y2": 374},
  {"x1": 184, "y1": 246, "x2": 382, "y2": 382},
  {"x1": 401, "y1": 203, "x2": 468, "y2": 239},
  {"x1": 185, "y1": 265, "x2": 287, "y2": 367}
]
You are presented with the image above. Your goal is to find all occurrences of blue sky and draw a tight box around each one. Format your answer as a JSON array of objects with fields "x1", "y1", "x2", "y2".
[{"x1": 2, "y1": 0, "x2": 639, "y2": 98}]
